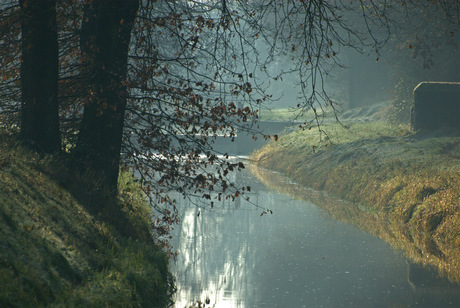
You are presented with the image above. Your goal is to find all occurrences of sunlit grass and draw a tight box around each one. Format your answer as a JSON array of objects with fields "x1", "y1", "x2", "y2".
[
  {"x1": 251, "y1": 122, "x2": 460, "y2": 283},
  {"x1": 0, "y1": 134, "x2": 174, "y2": 307},
  {"x1": 259, "y1": 107, "x2": 329, "y2": 121},
  {"x1": 260, "y1": 108, "x2": 304, "y2": 121}
]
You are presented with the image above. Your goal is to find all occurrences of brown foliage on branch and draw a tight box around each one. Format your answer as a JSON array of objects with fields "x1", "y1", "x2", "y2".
[{"x1": 2, "y1": 0, "x2": 456, "y2": 247}]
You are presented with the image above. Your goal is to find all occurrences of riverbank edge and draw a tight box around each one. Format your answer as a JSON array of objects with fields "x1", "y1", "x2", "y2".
[
  {"x1": 250, "y1": 123, "x2": 460, "y2": 283},
  {"x1": 0, "y1": 134, "x2": 174, "y2": 307}
]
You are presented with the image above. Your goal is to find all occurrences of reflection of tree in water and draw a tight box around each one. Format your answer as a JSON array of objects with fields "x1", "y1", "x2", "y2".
[
  {"x1": 171, "y1": 166, "x2": 460, "y2": 307},
  {"x1": 170, "y1": 181, "x2": 263, "y2": 307}
]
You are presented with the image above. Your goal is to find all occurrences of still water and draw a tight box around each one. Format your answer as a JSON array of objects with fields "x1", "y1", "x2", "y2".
[{"x1": 169, "y1": 166, "x2": 460, "y2": 308}]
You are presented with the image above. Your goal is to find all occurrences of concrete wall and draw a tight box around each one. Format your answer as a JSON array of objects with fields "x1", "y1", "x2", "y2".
[{"x1": 411, "y1": 82, "x2": 460, "y2": 133}]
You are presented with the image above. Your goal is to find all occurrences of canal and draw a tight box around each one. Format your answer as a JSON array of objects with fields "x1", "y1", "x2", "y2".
[{"x1": 169, "y1": 165, "x2": 460, "y2": 307}]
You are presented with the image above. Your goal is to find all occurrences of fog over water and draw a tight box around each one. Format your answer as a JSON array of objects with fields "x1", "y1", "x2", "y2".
[{"x1": 169, "y1": 165, "x2": 460, "y2": 308}]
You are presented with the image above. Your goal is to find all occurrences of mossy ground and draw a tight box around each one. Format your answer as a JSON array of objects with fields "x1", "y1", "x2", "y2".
[
  {"x1": 0, "y1": 134, "x2": 174, "y2": 307},
  {"x1": 251, "y1": 121, "x2": 460, "y2": 283}
]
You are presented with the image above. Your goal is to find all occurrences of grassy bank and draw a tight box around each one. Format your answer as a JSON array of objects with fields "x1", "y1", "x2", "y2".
[
  {"x1": 251, "y1": 122, "x2": 460, "y2": 283},
  {"x1": 0, "y1": 134, "x2": 174, "y2": 307}
]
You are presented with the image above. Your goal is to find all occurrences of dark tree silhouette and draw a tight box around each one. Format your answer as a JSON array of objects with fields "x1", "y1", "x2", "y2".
[
  {"x1": 76, "y1": 0, "x2": 139, "y2": 196},
  {"x1": 19, "y1": 0, "x2": 61, "y2": 153}
]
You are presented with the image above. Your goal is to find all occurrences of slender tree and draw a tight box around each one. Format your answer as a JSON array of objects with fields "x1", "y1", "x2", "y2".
[{"x1": 19, "y1": 0, "x2": 60, "y2": 153}]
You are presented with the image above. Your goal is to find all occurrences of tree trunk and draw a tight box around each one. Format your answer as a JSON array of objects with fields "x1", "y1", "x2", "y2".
[
  {"x1": 76, "y1": 0, "x2": 139, "y2": 197},
  {"x1": 20, "y1": 0, "x2": 61, "y2": 153}
]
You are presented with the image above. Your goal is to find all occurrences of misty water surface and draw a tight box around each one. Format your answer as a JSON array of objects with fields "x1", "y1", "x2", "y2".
[{"x1": 169, "y1": 165, "x2": 460, "y2": 308}]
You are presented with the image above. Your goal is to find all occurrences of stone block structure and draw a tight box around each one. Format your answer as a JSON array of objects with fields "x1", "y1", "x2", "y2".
[{"x1": 411, "y1": 82, "x2": 460, "y2": 133}]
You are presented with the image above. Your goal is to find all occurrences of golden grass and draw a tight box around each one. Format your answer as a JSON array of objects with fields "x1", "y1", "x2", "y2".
[{"x1": 251, "y1": 122, "x2": 460, "y2": 283}]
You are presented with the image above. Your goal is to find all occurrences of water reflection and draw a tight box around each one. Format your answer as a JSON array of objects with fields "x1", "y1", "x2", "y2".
[
  {"x1": 170, "y1": 166, "x2": 460, "y2": 307},
  {"x1": 251, "y1": 165, "x2": 460, "y2": 285},
  {"x1": 170, "y1": 191, "x2": 259, "y2": 307}
]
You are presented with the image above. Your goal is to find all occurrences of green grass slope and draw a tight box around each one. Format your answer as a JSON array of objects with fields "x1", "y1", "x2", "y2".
[
  {"x1": 251, "y1": 122, "x2": 460, "y2": 283},
  {"x1": 0, "y1": 135, "x2": 174, "y2": 307}
]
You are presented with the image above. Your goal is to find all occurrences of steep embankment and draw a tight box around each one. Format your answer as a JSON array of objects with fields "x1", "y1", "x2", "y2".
[
  {"x1": 0, "y1": 135, "x2": 173, "y2": 307},
  {"x1": 251, "y1": 122, "x2": 460, "y2": 283}
]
